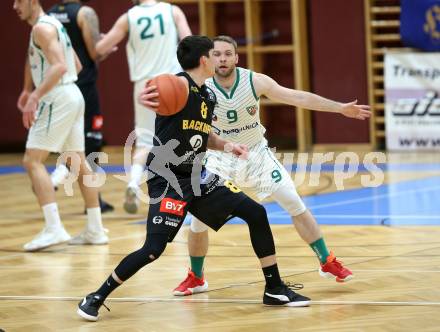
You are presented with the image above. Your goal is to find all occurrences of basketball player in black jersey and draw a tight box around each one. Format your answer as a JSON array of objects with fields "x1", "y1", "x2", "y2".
[
  {"x1": 77, "y1": 36, "x2": 310, "y2": 322},
  {"x1": 48, "y1": 0, "x2": 114, "y2": 214}
]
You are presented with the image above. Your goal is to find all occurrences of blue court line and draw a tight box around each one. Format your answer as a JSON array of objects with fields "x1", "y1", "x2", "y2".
[
  {"x1": 0, "y1": 165, "x2": 124, "y2": 175},
  {"x1": 267, "y1": 176, "x2": 440, "y2": 226},
  {"x1": 2, "y1": 164, "x2": 440, "y2": 226},
  {"x1": 130, "y1": 176, "x2": 440, "y2": 227},
  {"x1": 2, "y1": 162, "x2": 440, "y2": 175}
]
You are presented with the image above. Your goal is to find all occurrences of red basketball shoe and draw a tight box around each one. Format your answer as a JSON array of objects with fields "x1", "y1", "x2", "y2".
[
  {"x1": 173, "y1": 269, "x2": 208, "y2": 296},
  {"x1": 319, "y1": 252, "x2": 353, "y2": 282}
]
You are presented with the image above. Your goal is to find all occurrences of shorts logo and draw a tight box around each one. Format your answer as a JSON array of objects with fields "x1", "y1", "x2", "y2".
[
  {"x1": 92, "y1": 115, "x2": 104, "y2": 130},
  {"x1": 92, "y1": 115, "x2": 103, "y2": 130},
  {"x1": 160, "y1": 198, "x2": 187, "y2": 217},
  {"x1": 246, "y1": 105, "x2": 257, "y2": 116},
  {"x1": 152, "y1": 216, "x2": 163, "y2": 224},
  {"x1": 165, "y1": 216, "x2": 181, "y2": 227}
]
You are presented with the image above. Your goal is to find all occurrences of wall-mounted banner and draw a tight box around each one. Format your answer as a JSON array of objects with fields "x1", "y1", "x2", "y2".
[
  {"x1": 385, "y1": 52, "x2": 440, "y2": 150},
  {"x1": 401, "y1": 0, "x2": 440, "y2": 51}
]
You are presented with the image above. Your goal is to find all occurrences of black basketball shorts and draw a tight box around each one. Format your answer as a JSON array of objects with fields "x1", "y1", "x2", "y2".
[
  {"x1": 78, "y1": 83, "x2": 104, "y2": 155},
  {"x1": 146, "y1": 170, "x2": 248, "y2": 242}
]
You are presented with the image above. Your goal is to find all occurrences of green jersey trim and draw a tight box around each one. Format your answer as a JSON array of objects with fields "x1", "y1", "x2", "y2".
[
  {"x1": 249, "y1": 71, "x2": 259, "y2": 101},
  {"x1": 212, "y1": 67, "x2": 240, "y2": 99},
  {"x1": 39, "y1": 53, "x2": 45, "y2": 82}
]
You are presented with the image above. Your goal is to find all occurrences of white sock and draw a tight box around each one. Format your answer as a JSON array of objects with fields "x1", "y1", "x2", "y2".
[
  {"x1": 42, "y1": 203, "x2": 62, "y2": 229},
  {"x1": 50, "y1": 164, "x2": 69, "y2": 187},
  {"x1": 128, "y1": 164, "x2": 145, "y2": 189},
  {"x1": 86, "y1": 207, "x2": 104, "y2": 233}
]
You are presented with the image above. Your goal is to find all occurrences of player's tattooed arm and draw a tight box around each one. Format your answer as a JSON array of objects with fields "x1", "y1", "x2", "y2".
[
  {"x1": 253, "y1": 72, "x2": 371, "y2": 120},
  {"x1": 207, "y1": 132, "x2": 249, "y2": 158},
  {"x1": 78, "y1": 6, "x2": 102, "y2": 61}
]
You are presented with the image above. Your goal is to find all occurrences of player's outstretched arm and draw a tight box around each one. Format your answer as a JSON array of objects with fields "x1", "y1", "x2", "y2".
[
  {"x1": 207, "y1": 132, "x2": 249, "y2": 158},
  {"x1": 96, "y1": 13, "x2": 128, "y2": 59},
  {"x1": 78, "y1": 6, "x2": 103, "y2": 61},
  {"x1": 22, "y1": 24, "x2": 67, "y2": 129},
  {"x1": 172, "y1": 5, "x2": 192, "y2": 40},
  {"x1": 253, "y1": 72, "x2": 371, "y2": 120},
  {"x1": 17, "y1": 58, "x2": 34, "y2": 112}
]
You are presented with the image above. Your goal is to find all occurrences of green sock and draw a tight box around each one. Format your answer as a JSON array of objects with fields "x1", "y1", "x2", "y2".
[
  {"x1": 190, "y1": 256, "x2": 205, "y2": 278},
  {"x1": 309, "y1": 238, "x2": 330, "y2": 264}
]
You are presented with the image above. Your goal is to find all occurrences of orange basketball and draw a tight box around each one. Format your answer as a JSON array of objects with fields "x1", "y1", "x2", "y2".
[{"x1": 147, "y1": 74, "x2": 188, "y2": 116}]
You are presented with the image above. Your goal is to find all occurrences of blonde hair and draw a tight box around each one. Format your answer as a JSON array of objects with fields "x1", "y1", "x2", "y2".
[{"x1": 213, "y1": 35, "x2": 238, "y2": 53}]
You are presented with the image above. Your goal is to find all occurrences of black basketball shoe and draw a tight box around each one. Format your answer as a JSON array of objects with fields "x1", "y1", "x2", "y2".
[
  {"x1": 263, "y1": 282, "x2": 311, "y2": 307},
  {"x1": 77, "y1": 293, "x2": 109, "y2": 321}
]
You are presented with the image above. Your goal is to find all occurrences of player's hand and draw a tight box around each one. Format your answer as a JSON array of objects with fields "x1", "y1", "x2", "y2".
[
  {"x1": 21, "y1": 94, "x2": 38, "y2": 129},
  {"x1": 138, "y1": 83, "x2": 160, "y2": 110},
  {"x1": 17, "y1": 90, "x2": 31, "y2": 112},
  {"x1": 340, "y1": 100, "x2": 371, "y2": 120},
  {"x1": 226, "y1": 143, "x2": 249, "y2": 159}
]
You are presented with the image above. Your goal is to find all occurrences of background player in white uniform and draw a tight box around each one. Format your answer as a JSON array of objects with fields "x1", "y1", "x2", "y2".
[
  {"x1": 48, "y1": 0, "x2": 115, "y2": 214},
  {"x1": 14, "y1": 0, "x2": 107, "y2": 251},
  {"x1": 139, "y1": 35, "x2": 371, "y2": 294},
  {"x1": 95, "y1": 0, "x2": 191, "y2": 213}
]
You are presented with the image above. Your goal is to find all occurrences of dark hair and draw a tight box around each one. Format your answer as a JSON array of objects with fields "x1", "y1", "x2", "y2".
[
  {"x1": 177, "y1": 35, "x2": 214, "y2": 70},
  {"x1": 213, "y1": 35, "x2": 238, "y2": 53}
]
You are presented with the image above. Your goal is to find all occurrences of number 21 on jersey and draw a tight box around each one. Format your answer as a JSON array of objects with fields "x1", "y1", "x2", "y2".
[{"x1": 138, "y1": 14, "x2": 165, "y2": 40}]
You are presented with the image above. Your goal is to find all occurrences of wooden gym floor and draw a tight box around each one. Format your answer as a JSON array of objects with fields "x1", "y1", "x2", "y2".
[{"x1": 0, "y1": 150, "x2": 439, "y2": 331}]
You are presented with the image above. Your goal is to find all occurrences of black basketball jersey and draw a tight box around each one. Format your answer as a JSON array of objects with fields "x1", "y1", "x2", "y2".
[
  {"x1": 48, "y1": 2, "x2": 97, "y2": 86},
  {"x1": 147, "y1": 72, "x2": 217, "y2": 175}
]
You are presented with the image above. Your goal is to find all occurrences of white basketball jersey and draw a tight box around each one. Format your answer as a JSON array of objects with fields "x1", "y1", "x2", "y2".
[
  {"x1": 206, "y1": 67, "x2": 265, "y2": 147},
  {"x1": 28, "y1": 15, "x2": 77, "y2": 88},
  {"x1": 126, "y1": 2, "x2": 181, "y2": 82}
]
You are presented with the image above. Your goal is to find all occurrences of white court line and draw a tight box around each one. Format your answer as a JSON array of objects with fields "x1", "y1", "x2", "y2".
[{"x1": 0, "y1": 295, "x2": 439, "y2": 306}]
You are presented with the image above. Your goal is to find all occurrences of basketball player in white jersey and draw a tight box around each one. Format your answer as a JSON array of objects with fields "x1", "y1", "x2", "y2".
[
  {"x1": 139, "y1": 35, "x2": 371, "y2": 294},
  {"x1": 95, "y1": 0, "x2": 191, "y2": 213},
  {"x1": 14, "y1": 0, "x2": 108, "y2": 251}
]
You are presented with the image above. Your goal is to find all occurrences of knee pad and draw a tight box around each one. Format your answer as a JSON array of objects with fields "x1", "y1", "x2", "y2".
[
  {"x1": 190, "y1": 216, "x2": 209, "y2": 233},
  {"x1": 271, "y1": 183, "x2": 306, "y2": 217}
]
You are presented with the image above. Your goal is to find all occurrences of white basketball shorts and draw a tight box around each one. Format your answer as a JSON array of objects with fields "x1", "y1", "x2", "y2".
[{"x1": 26, "y1": 84, "x2": 85, "y2": 153}]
